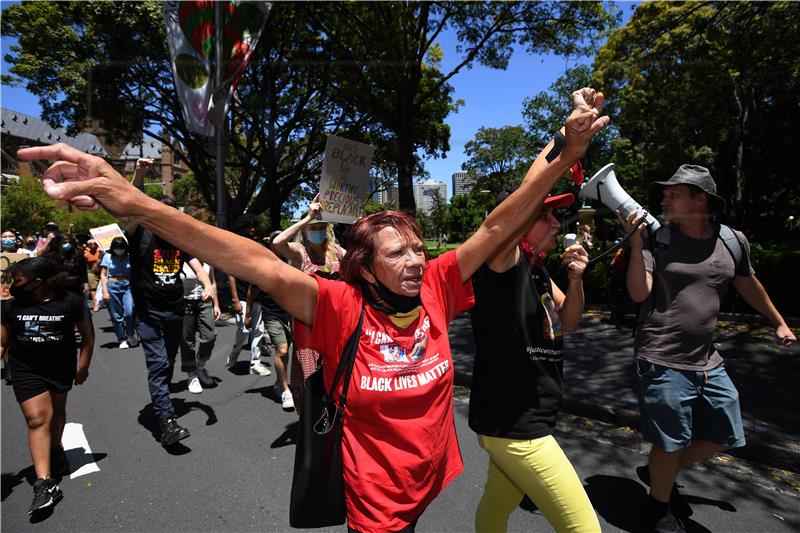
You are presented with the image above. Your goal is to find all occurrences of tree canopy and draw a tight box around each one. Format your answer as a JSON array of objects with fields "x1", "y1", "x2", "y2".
[{"x1": 592, "y1": 0, "x2": 800, "y2": 242}]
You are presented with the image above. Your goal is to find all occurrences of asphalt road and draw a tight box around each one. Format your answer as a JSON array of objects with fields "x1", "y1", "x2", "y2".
[{"x1": 2, "y1": 310, "x2": 798, "y2": 532}]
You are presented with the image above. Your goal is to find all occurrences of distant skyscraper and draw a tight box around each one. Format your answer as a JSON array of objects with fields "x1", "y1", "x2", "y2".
[
  {"x1": 452, "y1": 170, "x2": 485, "y2": 196},
  {"x1": 414, "y1": 180, "x2": 447, "y2": 215}
]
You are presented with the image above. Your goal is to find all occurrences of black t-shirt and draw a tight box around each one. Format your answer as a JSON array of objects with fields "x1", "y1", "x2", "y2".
[
  {"x1": 252, "y1": 285, "x2": 290, "y2": 322},
  {"x1": 129, "y1": 227, "x2": 189, "y2": 313},
  {"x1": 1, "y1": 291, "x2": 85, "y2": 376},
  {"x1": 469, "y1": 256, "x2": 565, "y2": 439}
]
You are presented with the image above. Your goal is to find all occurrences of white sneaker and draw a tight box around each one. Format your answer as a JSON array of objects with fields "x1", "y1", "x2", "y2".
[
  {"x1": 249, "y1": 363, "x2": 271, "y2": 376},
  {"x1": 188, "y1": 376, "x2": 203, "y2": 394},
  {"x1": 119, "y1": 341, "x2": 130, "y2": 349},
  {"x1": 281, "y1": 390, "x2": 295, "y2": 411}
]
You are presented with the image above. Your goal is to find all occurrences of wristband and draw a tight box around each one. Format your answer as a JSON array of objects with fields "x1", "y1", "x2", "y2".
[{"x1": 545, "y1": 130, "x2": 565, "y2": 163}]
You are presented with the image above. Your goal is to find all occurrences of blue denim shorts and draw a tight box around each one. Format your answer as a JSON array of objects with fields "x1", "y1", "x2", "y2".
[{"x1": 634, "y1": 359, "x2": 746, "y2": 452}]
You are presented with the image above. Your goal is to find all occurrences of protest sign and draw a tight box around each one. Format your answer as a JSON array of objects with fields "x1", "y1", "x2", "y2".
[
  {"x1": 1, "y1": 253, "x2": 30, "y2": 300},
  {"x1": 319, "y1": 135, "x2": 375, "y2": 224},
  {"x1": 89, "y1": 224, "x2": 126, "y2": 251}
]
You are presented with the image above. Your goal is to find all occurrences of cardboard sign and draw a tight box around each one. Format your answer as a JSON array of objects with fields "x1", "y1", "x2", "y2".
[
  {"x1": 318, "y1": 135, "x2": 375, "y2": 224},
  {"x1": 89, "y1": 223, "x2": 126, "y2": 251},
  {"x1": 1, "y1": 252, "x2": 31, "y2": 300}
]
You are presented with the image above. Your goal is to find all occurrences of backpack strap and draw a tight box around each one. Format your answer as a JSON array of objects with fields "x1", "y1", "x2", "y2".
[{"x1": 718, "y1": 224, "x2": 743, "y2": 270}]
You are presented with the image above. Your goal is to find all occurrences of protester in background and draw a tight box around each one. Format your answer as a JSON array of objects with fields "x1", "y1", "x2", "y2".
[
  {"x1": 2, "y1": 230, "x2": 20, "y2": 253},
  {"x1": 272, "y1": 196, "x2": 346, "y2": 412},
  {"x1": 225, "y1": 217, "x2": 271, "y2": 376},
  {"x1": 622, "y1": 164, "x2": 797, "y2": 532},
  {"x1": 17, "y1": 86, "x2": 607, "y2": 531},
  {"x1": 245, "y1": 230, "x2": 294, "y2": 410},
  {"x1": 40, "y1": 233, "x2": 90, "y2": 303},
  {"x1": 99, "y1": 236, "x2": 137, "y2": 349},
  {"x1": 36, "y1": 222, "x2": 59, "y2": 255},
  {"x1": 180, "y1": 260, "x2": 221, "y2": 394},
  {"x1": 1, "y1": 256, "x2": 95, "y2": 516},
  {"x1": 125, "y1": 197, "x2": 214, "y2": 447},
  {"x1": 83, "y1": 239, "x2": 102, "y2": 305},
  {"x1": 21, "y1": 235, "x2": 38, "y2": 257},
  {"x1": 469, "y1": 191, "x2": 598, "y2": 532}
]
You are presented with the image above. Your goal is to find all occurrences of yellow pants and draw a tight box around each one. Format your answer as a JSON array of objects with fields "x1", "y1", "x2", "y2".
[{"x1": 475, "y1": 434, "x2": 600, "y2": 533}]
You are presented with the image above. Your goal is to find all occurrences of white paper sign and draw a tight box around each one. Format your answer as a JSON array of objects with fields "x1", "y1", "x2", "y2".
[
  {"x1": 89, "y1": 223, "x2": 125, "y2": 251},
  {"x1": 318, "y1": 135, "x2": 375, "y2": 224}
]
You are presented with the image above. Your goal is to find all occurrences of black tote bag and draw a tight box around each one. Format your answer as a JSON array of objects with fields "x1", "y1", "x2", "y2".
[{"x1": 289, "y1": 305, "x2": 365, "y2": 528}]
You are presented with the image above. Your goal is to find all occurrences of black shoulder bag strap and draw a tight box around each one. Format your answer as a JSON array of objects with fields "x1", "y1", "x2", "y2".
[{"x1": 328, "y1": 303, "x2": 366, "y2": 413}]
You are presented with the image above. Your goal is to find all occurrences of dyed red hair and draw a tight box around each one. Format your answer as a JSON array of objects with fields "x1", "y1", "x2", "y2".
[{"x1": 339, "y1": 210, "x2": 427, "y2": 285}]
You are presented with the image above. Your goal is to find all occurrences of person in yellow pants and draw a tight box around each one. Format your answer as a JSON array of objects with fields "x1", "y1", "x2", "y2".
[
  {"x1": 476, "y1": 435, "x2": 599, "y2": 531},
  {"x1": 469, "y1": 187, "x2": 599, "y2": 532}
]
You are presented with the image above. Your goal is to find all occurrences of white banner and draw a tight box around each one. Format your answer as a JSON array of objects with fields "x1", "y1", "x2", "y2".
[{"x1": 319, "y1": 136, "x2": 375, "y2": 224}]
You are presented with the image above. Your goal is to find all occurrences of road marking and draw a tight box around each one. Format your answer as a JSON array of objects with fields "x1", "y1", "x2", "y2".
[{"x1": 61, "y1": 422, "x2": 100, "y2": 479}]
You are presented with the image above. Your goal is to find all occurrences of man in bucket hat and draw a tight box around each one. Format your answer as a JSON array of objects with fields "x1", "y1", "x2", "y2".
[{"x1": 620, "y1": 164, "x2": 796, "y2": 532}]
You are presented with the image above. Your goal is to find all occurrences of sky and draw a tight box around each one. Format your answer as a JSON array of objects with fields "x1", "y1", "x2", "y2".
[{"x1": 1, "y1": 2, "x2": 639, "y2": 201}]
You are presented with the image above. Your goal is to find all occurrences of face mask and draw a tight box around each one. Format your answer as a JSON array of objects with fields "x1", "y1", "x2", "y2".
[
  {"x1": 10, "y1": 279, "x2": 38, "y2": 299},
  {"x1": 306, "y1": 229, "x2": 327, "y2": 245},
  {"x1": 2, "y1": 238, "x2": 17, "y2": 249},
  {"x1": 26, "y1": 241, "x2": 36, "y2": 248},
  {"x1": 62, "y1": 243, "x2": 74, "y2": 251},
  {"x1": 112, "y1": 248, "x2": 127, "y2": 256}
]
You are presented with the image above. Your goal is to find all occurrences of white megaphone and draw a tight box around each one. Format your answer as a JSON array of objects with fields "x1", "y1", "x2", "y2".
[{"x1": 578, "y1": 163, "x2": 661, "y2": 231}]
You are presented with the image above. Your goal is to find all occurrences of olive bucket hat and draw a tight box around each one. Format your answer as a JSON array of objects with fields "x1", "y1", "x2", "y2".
[{"x1": 650, "y1": 164, "x2": 726, "y2": 214}]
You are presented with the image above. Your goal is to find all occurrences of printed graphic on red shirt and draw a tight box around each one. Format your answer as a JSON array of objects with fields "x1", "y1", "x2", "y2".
[{"x1": 360, "y1": 315, "x2": 450, "y2": 392}]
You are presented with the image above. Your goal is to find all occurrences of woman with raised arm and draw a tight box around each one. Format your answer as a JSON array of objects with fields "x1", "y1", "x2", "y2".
[
  {"x1": 18, "y1": 88, "x2": 607, "y2": 533},
  {"x1": 272, "y1": 195, "x2": 346, "y2": 412}
]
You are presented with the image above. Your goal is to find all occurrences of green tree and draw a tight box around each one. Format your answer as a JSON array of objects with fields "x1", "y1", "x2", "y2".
[
  {"x1": 445, "y1": 194, "x2": 484, "y2": 243},
  {"x1": 317, "y1": 1, "x2": 618, "y2": 211},
  {"x1": 0, "y1": 177, "x2": 57, "y2": 235},
  {"x1": 1, "y1": 1, "x2": 373, "y2": 229},
  {"x1": 428, "y1": 190, "x2": 449, "y2": 246},
  {"x1": 462, "y1": 125, "x2": 532, "y2": 195},
  {"x1": 592, "y1": 1, "x2": 800, "y2": 243}
]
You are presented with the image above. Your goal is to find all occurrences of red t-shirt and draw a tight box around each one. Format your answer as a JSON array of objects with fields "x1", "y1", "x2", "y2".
[{"x1": 310, "y1": 250, "x2": 474, "y2": 532}]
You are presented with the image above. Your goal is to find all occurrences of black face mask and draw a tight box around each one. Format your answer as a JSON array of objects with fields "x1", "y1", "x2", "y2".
[
  {"x1": 361, "y1": 277, "x2": 421, "y2": 314},
  {"x1": 10, "y1": 279, "x2": 39, "y2": 299}
]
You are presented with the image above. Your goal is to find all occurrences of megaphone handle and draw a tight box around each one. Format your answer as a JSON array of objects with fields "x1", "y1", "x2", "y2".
[{"x1": 586, "y1": 210, "x2": 650, "y2": 266}]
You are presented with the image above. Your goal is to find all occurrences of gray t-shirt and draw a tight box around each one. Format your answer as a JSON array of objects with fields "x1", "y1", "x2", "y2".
[{"x1": 634, "y1": 226, "x2": 754, "y2": 371}]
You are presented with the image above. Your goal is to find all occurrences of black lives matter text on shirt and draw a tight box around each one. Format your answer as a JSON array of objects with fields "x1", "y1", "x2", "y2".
[
  {"x1": 1, "y1": 292, "x2": 85, "y2": 374},
  {"x1": 469, "y1": 257, "x2": 565, "y2": 440}
]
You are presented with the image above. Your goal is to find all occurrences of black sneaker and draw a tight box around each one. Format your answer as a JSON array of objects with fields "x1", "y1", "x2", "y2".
[
  {"x1": 653, "y1": 509, "x2": 686, "y2": 533},
  {"x1": 195, "y1": 367, "x2": 215, "y2": 387},
  {"x1": 159, "y1": 415, "x2": 190, "y2": 447},
  {"x1": 51, "y1": 445, "x2": 69, "y2": 477},
  {"x1": 636, "y1": 465, "x2": 693, "y2": 517},
  {"x1": 29, "y1": 478, "x2": 62, "y2": 515}
]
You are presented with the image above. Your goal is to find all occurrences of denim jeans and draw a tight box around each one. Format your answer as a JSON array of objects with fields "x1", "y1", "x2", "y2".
[
  {"x1": 136, "y1": 305, "x2": 183, "y2": 419},
  {"x1": 107, "y1": 280, "x2": 135, "y2": 342}
]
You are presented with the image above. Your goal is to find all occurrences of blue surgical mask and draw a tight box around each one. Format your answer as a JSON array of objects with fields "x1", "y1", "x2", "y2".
[
  {"x1": 62, "y1": 243, "x2": 74, "y2": 251},
  {"x1": 2, "y1": 237, "x2": 16, "y2": 249},
  {"x1": 306, "y1": 229, "x2": 327, "y2": 245}
]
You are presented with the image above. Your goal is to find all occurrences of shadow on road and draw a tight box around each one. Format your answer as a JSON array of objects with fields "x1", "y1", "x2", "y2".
[
  {"x1": 270, "y1": 422, "x2": 298, "y2": 449},
  {"x1": 137, "y1": 399, "x2": 218, "y2": 447},
  {"x1": 64, "y1": 447, "x2": 107, "y2": 476}
]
